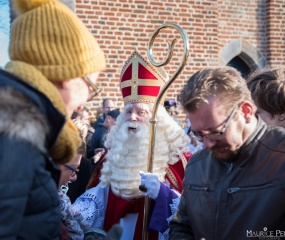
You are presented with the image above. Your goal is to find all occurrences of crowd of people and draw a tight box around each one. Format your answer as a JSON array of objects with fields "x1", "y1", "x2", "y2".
[{"x1": 1, "y1": 0, "x2": 285, "y2": 239}]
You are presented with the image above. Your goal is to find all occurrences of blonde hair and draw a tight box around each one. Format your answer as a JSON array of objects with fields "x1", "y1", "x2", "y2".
[
  {"x1": 178, "y1": 66, "x2": 255, "y2": 113},
  {"x1": 71, "y1": 119, "x2": 87, "y2": 155},
  {"x1": 72, "y1": 119, "x2": 88, "y2": 140}
]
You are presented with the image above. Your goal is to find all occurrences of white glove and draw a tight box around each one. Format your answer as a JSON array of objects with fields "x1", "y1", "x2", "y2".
[{"x1": 139, "y1": 171, "x2": 160, "y2": 200}]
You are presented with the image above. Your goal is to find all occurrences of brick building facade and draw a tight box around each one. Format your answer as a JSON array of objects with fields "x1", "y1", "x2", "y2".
[
  {"x1": 64, "y1": 0, "x2": 284, "y2": 123},
  {"x1": 8, "y1": 0, "x2": 285, "y2": 123}
]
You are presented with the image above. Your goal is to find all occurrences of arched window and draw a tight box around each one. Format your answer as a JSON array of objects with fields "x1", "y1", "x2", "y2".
[
  {"x1": 219, "y1": 39, "x2": 266, "y2": 78},
  {"x1": 227, "y1": 56, "x2": 251, "y2": 78}
]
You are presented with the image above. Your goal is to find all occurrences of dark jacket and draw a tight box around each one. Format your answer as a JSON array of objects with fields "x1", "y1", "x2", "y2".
[
  {"x1": 67, "y1": 156, "x2": 92, "y2": 204},
  {"x1": 92, "y1": 114, "x2": 105, "y2": 130},
  {"x1": 170, "y1": 118, "x2": 285, "y2": 240},
  {"x1": 85, "y1": 126, "x2": 95, "y2": 159},
  {"x1": 0, "y1": 70, "x2": 62, "y2": 239},
  {"x1": 87, "y1": 123, "x2": 108, "y2": 158}
]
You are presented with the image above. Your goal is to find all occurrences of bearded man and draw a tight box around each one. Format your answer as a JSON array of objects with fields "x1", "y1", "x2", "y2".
[{"x1": 73, "y1": 51, "x2": 191, "y2": 239}]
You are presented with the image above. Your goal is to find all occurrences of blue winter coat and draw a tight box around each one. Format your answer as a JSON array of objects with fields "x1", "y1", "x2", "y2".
[{"x1": 0, "y1": 70, "x2": 63, "y2": 239}]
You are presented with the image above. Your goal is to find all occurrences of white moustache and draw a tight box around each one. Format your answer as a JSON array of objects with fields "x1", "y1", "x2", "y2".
[{"x1": 126, "y1": 121, "x2": 140, "y2": 129}]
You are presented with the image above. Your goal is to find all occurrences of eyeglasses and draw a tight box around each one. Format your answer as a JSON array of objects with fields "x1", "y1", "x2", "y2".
[
  {"x1": 64, "y1": 164, "x2": 80, "y2": 177},
  {"x1": 82, "y1": 76, "x2": 101, "y2": 101},
  {"x1": 191, "y1": 107, "x2": 237, "y2": 142}
]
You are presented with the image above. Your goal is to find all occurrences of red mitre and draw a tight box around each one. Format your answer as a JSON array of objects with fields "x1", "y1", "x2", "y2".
[{"x1": 120, "y1": 51, "x2": 168, "y2": 104}]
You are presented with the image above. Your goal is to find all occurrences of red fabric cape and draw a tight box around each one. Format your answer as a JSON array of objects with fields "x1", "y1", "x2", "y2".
[{"x1": 87, "y1": 151, "x2": 191, "y2": 239}]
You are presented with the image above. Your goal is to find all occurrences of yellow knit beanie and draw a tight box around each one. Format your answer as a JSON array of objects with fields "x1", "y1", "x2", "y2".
[
  {"x1": 9, "y1": 0, "x2": 106, "y2": 81},
  {"x1": 5, "y1": 0, "x2": 106, "y2": 164}
]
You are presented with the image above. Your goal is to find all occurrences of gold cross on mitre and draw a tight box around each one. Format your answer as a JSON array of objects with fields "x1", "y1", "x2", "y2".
[{"x1": 120, "y1": 51, "x2": 168, "y2": 104}]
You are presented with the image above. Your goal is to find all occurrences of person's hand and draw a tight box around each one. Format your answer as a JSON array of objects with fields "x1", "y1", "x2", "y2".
[
  {"x1": 93, "y1": 148, "x2": 105, "y2": 163},
  {"x1": 139, "y1": 171, "x2": 160, "y2": 199}
]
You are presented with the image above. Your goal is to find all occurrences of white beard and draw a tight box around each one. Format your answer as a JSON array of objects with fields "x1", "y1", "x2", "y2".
[{"x1": 100, "y1": 121, "x2": 170, "y2": 200}]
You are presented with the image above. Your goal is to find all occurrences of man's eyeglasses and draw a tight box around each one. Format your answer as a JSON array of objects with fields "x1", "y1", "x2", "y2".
[
  {"x1": 82, "y1": 76, "x2": 101, "y2": 101},
  {"x1": 64, "y1": 164, "x2": 80, "y2": 177},
  {"x1": 191, "y1": 107, "x2": 237, "y2": 142}
]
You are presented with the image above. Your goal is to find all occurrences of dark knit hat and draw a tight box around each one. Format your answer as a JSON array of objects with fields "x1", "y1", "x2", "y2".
[
  {"x1": 107, "y1": 109, "x2": 121, "y2": 120},
  {"x1": 164, "y1": 99, "x2": 178, "y2": 108}
]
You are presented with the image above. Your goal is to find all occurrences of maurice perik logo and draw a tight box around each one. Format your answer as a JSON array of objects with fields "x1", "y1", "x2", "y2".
[{"x1": 247, "y1": 227, "x2": 285, "y2": 240}]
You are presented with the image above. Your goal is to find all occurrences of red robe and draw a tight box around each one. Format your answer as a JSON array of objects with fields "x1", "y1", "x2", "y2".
[{"x1": 87, "y1": 151, "x2": 191, "y2": 239}]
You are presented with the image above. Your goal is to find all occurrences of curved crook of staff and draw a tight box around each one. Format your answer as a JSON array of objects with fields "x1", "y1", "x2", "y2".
[{"x1": 141, "y1": 23, "x2": 189, "y2": 240}]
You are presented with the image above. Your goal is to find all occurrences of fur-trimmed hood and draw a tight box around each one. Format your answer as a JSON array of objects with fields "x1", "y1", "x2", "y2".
[
  {"x1": 0, "y1": 88, "x2": 48, "y2": 153},
  {"x1": 0, "y1": 69, "x2": 65, "y2": 154}
]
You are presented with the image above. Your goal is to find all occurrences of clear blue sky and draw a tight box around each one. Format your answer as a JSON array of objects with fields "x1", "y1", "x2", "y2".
[{"x1": 0, "y1": 0, "x2": 10, "y2": 67}]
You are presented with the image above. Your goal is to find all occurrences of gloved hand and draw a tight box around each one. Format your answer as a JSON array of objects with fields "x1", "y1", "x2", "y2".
[{"x1": 139, "y1": 171, "x2": 161, "y2": 199}]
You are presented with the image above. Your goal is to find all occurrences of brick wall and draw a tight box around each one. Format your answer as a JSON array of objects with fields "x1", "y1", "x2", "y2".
[
  {"x1": 74, "y1": 0, "x2": 285, "y2": 124},
  {"x1": 266, "y1": 0, "x2": 285, "y2": 67}
]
